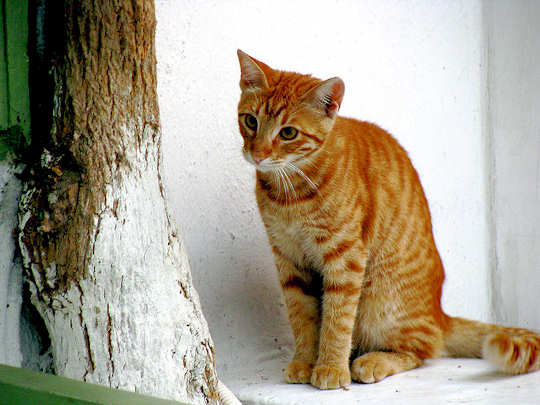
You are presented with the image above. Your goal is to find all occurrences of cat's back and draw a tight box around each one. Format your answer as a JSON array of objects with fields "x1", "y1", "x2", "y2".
[
  {"x1": 331, "y1": 115, "x2": 434, "y2": 251},
  {"x1": 333, "y1": 116, "x2": 413, "y2": 170},
  {"x1": 335, "y1": 115, "x2": 425, "y2": 193}
]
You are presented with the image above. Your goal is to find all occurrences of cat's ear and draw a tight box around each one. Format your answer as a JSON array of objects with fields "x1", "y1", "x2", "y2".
[
  {"x1": 302, "y1": 77, "x2": 345, "y2": 118},
  {"x1": 237, "y1": 49, "x2": 270, "y2": 91}
]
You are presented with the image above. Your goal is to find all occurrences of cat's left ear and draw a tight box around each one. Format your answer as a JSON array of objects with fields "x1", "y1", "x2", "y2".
[
  {"x1": 237, "y1": 49, "x2": 270, "y2": 91},
  {"x1": 302, "y1": 77, "x2": 345, "y2": 119}
]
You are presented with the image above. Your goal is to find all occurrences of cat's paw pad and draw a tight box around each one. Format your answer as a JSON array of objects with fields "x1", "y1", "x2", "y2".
[
  {"x1": 351, "y1": 355, "x2": 393, "y2": 383},
  {"x1": 311, "y1": 364, "x2": 351, "y2": 389},
  {"x1": 284, "y1": 360, "x2": 313, "y2": 384}
]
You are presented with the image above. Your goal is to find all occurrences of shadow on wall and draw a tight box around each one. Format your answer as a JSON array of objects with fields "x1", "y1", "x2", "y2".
[{"x1": 19, "y1": 284, "x2": 55, "y2": 373}]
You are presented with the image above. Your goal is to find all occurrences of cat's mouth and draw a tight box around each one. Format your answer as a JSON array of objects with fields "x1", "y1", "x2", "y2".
[
  {"x1": 243, "y1": 150, "x2": 318, "y2": 194},
  {"x1": 256, "y1": 160, "x2": 284, "y2": 172},
  {"x1": 253, "y1": 161, "x2": 283, "y2": 173},
  {"x1": 243, "y1": 150, "x2": 284, "y2": 172}
]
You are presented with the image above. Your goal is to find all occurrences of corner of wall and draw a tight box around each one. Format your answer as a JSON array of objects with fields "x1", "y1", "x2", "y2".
[{"x1": 480, "y1": 0, "x2": 501, "y2": 325}]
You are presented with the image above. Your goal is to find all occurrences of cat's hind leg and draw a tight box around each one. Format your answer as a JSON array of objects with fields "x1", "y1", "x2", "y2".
[{"x1": 350, "y1": 351, "x2": 423, "y2": 383}]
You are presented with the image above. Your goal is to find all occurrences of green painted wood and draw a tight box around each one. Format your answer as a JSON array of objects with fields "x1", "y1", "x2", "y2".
[
  {"x1": 0, "y1": 364, "x2": 191, "y2": 405},
  {"x1": 0, "y1": 0, "x2": 30, "y2": 159},
  {"x1": 0, "y1": 0, "x2": 9, "y2": 126},
  {"x1": 5, "y1": 0, "x2": 30, "y2": 140}
]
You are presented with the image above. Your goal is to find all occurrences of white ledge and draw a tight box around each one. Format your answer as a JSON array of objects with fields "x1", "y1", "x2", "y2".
[{"x1": 226, "y1": 358, "x2": 540, "y2": 405}]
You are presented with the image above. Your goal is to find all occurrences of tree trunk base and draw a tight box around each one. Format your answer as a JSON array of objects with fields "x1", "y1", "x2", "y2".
[{"x1": 19, "y1": 151, "x2": 218, "y2": 404}]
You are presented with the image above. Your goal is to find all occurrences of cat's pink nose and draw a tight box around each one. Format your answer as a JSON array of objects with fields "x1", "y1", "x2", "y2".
[{"x1": 252, "y1": 149, "x2": 271, "y2": 164}]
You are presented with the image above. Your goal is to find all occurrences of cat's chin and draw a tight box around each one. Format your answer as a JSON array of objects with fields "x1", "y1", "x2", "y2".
[{"x1": 254, "y1": 165, "x2": 278, "y2": 173}]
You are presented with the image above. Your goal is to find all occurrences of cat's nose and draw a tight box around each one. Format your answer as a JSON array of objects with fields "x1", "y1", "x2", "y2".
[
  {"x1": 253, "y1": 155, "x2": 266, "y2": 165},
  {"x1": 252, "y1": 149, "x2": 272, "y2": 165}
]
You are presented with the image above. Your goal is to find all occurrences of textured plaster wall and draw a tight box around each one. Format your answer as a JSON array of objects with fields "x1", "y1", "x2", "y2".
[
  {"x1": 487, "y1": 1, "x2": 540, "y2": 330},
  {"x1": 156, "y1": 0, "x2": 491, "y2": 379}
]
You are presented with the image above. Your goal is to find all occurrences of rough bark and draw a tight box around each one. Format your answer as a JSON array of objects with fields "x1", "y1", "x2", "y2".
[{"x1": 18, "y1": 1, "x2": 218, "y2": 403}]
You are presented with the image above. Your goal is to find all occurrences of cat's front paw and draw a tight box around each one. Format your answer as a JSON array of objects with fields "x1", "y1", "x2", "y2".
[
  {"x1": 351, "y1": 354, "x2": 393, "y2": 383},
  {"x1": 284, "y1": 360, "x2": 313, "y2": 384},
  {"x1": 311, "y1": 363, "x2": 351, "y2": 389}
]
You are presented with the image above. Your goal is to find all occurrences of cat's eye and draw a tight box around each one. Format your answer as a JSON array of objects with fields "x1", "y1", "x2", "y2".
[
  {"x1": 279, "y1": 127, "x2": 298, "y2": 140},
  {"x1": 244, "y1": 114, "x2": 258, "y2": 131}
]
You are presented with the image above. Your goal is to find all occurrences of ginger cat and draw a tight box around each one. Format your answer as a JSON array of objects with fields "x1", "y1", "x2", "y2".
[{"x1": 236, "y1": 50, "x2": 540, "y2": 389}]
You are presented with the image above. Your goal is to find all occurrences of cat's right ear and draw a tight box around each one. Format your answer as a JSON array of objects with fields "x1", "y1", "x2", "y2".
[
  {"x1": 301, "y1": 77, "x2": 345, "y2": 119},
  {"x1": 237, "y1": 49, "x2": 270, "y2": 91}
]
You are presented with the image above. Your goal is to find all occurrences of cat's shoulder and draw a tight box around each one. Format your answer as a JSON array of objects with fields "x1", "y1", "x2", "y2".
[{"x1": 335, "y1": 116, "x2": 395, "y2": 141}]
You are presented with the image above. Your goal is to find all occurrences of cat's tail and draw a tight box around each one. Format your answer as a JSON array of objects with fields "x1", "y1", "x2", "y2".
[{"x1": 444, "y1": 316, "x2": 540, "y2": 375}]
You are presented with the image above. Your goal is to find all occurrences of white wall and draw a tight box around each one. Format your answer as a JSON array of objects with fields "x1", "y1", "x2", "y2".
[
  {"x1": 156, "y1": 0, "x2": 491, "y2": 379},
  {"x1": 486, "y1": 0, "x2": 540, "y2": 330}
]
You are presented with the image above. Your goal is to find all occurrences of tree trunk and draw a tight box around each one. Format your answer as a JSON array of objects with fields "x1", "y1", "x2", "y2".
[
  {"x1": 18, "y1": 1, "x2": 218, "y2": 403},
  {"x1": 0, "y1": 159, "x2": 23, "y2": 366},
  {"x1": 0, "y1": 0, "x2": 32, "y2": 370}
]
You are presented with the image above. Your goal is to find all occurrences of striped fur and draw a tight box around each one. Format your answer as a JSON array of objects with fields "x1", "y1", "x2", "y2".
[{"x1": 236, "y1": 50, "x2": 540, "y2": 389}]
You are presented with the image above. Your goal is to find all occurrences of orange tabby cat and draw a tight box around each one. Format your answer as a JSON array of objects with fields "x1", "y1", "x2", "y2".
[{"x1": 236, "y1": 49, "x2": 540, "y2": 389}]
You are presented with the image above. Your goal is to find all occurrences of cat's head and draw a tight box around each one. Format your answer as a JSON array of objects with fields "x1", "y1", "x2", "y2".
[{"x1": 237, "y1": 50, "x2": 344, "y2": 173}]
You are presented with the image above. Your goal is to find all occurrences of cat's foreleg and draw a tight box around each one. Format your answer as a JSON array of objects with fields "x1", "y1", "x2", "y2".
[
  {"x1": 276, "y1": 255, "x2": 321, "y2": 384},
  {"x1": 312, "y1": 253, "x2": 366, "y2": 389}
]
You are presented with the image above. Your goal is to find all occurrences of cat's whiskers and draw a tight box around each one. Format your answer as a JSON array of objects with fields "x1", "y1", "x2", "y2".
[
  {"x1": 262, "y1": 163, "x2": 301, "y2": 205},
  {"x1": 271, "y1": 170, "x2": 283, "y2": 200},
  {"x1": 278, "y1": 168, "x2": 289, "y2": 203},
  {"x1": 286, "y1": 162, "x2": 318, "y2": 192},
  {"x1": 276, "y1": 166, "x2": 295, "y2": 205},
  {"x1": 288, "y1": 157, "x2": 336, "y2": 221}
]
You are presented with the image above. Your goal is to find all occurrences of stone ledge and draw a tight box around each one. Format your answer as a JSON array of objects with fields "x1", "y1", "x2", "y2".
[{"x1": 226, "y1": 358, "x2": 540, "y2": 405}]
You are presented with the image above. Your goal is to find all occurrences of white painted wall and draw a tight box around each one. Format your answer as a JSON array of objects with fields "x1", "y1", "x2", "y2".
[
  {"x1": 486, "y1": 0, "x2": 540, "y2": 330},
  {"x1": 156, "y1": 0, "x2": 493, "y2": 380}
]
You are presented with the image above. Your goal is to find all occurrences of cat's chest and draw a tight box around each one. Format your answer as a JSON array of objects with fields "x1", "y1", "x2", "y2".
[{"x1": 260, "y1": 206, "x2": 324, "y2": 269}]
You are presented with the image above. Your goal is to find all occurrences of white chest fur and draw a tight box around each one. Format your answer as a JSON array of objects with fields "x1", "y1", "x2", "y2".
[{"x1": 260, "y1": 206, "x2": 324, "y2": 271}]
